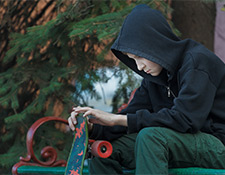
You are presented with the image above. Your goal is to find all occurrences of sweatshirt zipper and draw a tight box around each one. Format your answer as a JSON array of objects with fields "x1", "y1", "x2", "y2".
[
  {"x1": 166, "y1": 71, "x2": 176, "y2": 98},
  {"x1": 166, "y1": 86, "x2": 176, "y2": 98}
]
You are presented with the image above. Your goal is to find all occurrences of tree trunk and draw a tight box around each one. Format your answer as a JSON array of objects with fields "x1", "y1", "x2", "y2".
[{"x1": 172, "y1": 0, "x2": 216, "y2": 51}]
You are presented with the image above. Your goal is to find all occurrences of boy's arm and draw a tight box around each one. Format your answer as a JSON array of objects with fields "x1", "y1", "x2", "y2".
[
  {"x1": 68, "y1": 107, "x2": 129, "y2": 141},
  {"x1": 68, "y1": 79, "x2": 152, "y2": 140},
  {"x1": 74, "y1": 107, "x2": 127, "y2": 127}
]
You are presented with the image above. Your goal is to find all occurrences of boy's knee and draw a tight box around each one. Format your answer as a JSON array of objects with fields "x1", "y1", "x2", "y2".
[
  {"x1": 136, "y1": 127, "x2": 167, "y2": 144},
  {"x1": 137, "y1": 127, "x2": 163, "y2": 138},
  {"x1": 135, "y1": 127, "x2": 169, "y2": 159}
]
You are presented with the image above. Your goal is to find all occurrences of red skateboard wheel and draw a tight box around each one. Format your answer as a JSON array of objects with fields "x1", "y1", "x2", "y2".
[{"x1": 91, "y1": 140, "x2": 113, "y2": 158}]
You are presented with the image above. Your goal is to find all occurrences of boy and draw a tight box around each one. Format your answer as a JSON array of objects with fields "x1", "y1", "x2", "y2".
[{"x1": 68, "y1": 4, "x2": 225, "y2": 174}]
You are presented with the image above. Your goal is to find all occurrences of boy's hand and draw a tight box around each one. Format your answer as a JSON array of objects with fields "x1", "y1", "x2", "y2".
[{"x1": 68, "y1": 107, "x2": 93, "y2": 132}]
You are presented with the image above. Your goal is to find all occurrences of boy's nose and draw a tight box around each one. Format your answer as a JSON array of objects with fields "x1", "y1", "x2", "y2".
[{"x1": 137, "y1": 63, "x2": 145, "y2": 71}]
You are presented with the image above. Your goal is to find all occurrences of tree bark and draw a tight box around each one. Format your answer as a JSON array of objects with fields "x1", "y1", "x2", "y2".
[{"x1": 172, "y1": 0, "x2": 216, "y2": 51}]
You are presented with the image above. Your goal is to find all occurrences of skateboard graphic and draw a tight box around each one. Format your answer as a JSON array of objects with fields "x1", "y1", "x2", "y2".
[{"x1": 65, "y1": 115, "x2": 113, "y2": 175}]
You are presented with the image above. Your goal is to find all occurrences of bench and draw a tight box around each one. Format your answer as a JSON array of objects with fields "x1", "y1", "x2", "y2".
[{"x1": 12, "y1": 116, "x2": 225, "y2": 175}]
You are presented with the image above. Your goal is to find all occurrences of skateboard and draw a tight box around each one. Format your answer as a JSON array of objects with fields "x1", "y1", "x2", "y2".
[{"x1": 65, "y1": 115, "x2": 113, "y2": 175}]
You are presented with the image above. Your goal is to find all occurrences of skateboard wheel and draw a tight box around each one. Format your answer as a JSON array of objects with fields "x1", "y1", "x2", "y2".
[{"x1": 91, "y1": 141, "x2": 113, "y2": 158}]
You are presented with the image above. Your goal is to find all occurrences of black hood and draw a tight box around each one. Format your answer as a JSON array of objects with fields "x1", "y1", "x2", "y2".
[{"x1": 111, "y1": 4, "x2": 189, "y2": 83}]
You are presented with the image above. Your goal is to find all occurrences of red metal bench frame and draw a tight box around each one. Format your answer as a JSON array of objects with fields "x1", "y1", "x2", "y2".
[{"x1": 12, "y1": 117, "x2": 68, "y2": 175}]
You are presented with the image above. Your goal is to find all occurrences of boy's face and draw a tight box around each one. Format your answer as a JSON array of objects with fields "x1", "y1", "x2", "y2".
[{"x1": 126, "y1": 53, "x2": 163, "y2": 76}]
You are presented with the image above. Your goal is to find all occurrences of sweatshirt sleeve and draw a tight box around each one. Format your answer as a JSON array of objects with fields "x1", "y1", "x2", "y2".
[{"x1": 127, "y1": 69, "x2": 217, "y2": 134}]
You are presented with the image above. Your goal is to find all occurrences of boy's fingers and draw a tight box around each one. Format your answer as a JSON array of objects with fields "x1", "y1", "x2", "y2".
[
  {"x1": 68, "y1": 117, "x2": 75, "y2": 131},
  {"x1": 83, "y1": 110, "x2": 92, "y2": 118},
  {"x1": 71, "y1": 111, "x2": 77, "y2": 125},
  {"x1": 72, "y1": 106, "x2": 80, "y2": 111},
  {"x1": 75, "y1": 107, "x2": 92, "y2": 113}
]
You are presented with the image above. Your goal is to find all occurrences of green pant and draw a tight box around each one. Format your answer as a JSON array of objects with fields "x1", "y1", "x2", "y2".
[{"x1": 89, "y1": 127, "x2": 225, "y2": 174}]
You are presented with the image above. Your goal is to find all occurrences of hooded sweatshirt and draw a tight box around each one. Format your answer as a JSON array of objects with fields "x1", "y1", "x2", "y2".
[{"x1": 90, "y1": 4, "x2": 225, "y2": 145}]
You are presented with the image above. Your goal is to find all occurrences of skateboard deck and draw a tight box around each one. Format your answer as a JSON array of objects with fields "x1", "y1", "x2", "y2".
[{"x1": 65, "y1": 115, "x2": 88, "y2": 175}]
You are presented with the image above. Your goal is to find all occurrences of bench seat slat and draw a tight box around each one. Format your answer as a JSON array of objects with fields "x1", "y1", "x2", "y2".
[{"x1": 17, "y1": 165, "x2": 225, "y2": 175}]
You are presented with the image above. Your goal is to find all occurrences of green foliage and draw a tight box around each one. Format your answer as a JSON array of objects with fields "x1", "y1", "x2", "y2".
[
  {"x1": 32, "y1": 122, "x2": 74, "y2": 161},
  {"x1": 111, "y1": 64, "x2": 142, "y2": 113},
  {"x1": 69, "y1": 5, "x2": 132, "y2": 40},
  {"x1": 0, "y1": 0, "x2": 178, "y2": 171},
  {"x1": 0, "y1": 138, "x2": 25, "y2": 167}
]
